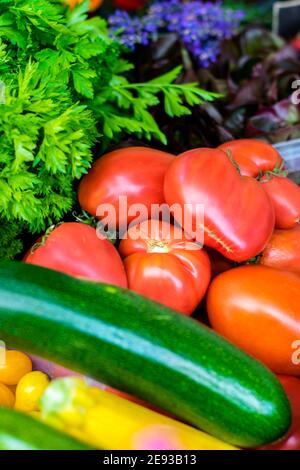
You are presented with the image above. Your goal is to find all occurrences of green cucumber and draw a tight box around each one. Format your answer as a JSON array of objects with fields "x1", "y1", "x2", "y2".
[
  {"x1": 0, "y1": 408, "x2": 91, "y2": 450},
  {"x1": 0, "y1": 261, "x2": 291, "y2": 448}
]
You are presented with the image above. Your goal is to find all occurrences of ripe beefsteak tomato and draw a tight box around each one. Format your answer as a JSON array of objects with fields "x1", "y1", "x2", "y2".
[
  {"x1": 119, "y1": 220, "x2": 211, "y2": 315},
  {"x1": 260, "y1": 175, "x2": 300, "y2": 229},
  {"x1": 260, "y1": 226, "x2": 300, "y2": 275},
  {"x1": 25, "y1": 222, "x2": 127, "y2": 288},
  {"x1": 218, "y1": 140, "x2": 283, "y2": 177},
  {"x1": 262, "y1": 376, "x2": 300, "y2": 450},
  {"x1": 164, "y1": 148, "x2": 275, "y2": 262},
  {"x1": 207, "y1": 265, "x2": 300, "y2": 376},
  {"x1": 78, "y1": 147, "x2": 174, "y2": 231}
]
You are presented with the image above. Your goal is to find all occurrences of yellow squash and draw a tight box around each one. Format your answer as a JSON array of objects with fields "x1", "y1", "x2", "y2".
[{"x1": 40, "y1": 378, "x2": 238, "y2": 450}]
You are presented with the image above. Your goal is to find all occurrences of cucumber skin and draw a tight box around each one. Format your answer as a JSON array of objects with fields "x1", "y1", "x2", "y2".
[
  {"x1": 0, "y1": 408, "x2": 90, "y2": 450},
  {"x1": 0, "y1": 261, "x2": 291, "y2": 448}
]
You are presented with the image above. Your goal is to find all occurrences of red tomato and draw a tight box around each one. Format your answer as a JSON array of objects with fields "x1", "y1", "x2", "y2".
[
  {"x1": 262, "y1": 376, "x2": 300, "y2": 450},
  {"x1": 260, "y1": 175, "x2": 300, "y2": 229},
  {"x1": 65, "y1": 0, "x2": 102, "y2": 11},
  {"x1": 260, "y1": 226, "x2": 300, "y2": 274},
  {"x1": 164, "y1": 148, "x2": 275, "y2": 262},
  {"x1": 207, "y1": 265, "x2": 300, "y2": 376},
  {"x1": 78, "y1": 147, "x2": 174, "y2": 231},
  {"x1": 25, "y1": 222, "x2": 127, "y2": 288},
  {"x1": 113, "y1": 0, "x2": 146, "y2": 10},
  {"x1": 218, "y1": 140, "x2": 283, "y2": 177},
  {"x1": 119, "y1": 220, "x2": 211, "y2": 315}
]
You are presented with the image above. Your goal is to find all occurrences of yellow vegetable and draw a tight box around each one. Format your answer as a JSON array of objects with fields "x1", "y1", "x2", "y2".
[
  {"x1": 40, "y1": 378, "x2": 238, "y2": 450},
  {"x1": 0, "y1": 350, "x2": 32, "y2": 386},
  {"x1": 15, "y1": 371, "x2": 50, "y2": 412},
  {"x1": 0, "y1": 382, "x2": 15, "y2": 407}
]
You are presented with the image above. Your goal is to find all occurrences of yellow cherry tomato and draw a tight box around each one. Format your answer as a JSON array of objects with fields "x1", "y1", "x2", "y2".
[
  {"x1": 0, "y1": 350, "x2": 32, "y2": 386},
  {"x1": 0, "y1": 382, "x2": 15, "y2": 407},
  {"x1": 15, "y1": 371, "x2": 50, "y2": 412}
]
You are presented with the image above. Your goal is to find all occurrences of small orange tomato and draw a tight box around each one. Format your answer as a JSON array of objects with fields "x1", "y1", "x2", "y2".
[
  {"x1": 65, "y1": 0, "x2": 103, "y2": 12},
  {"x1": 260, "y1": 226, "x2": 300, "y2": 275},
  {"x1": 0, "y1": 382, "x2": 15, "y2": 407},
  {"x1": 207, "y1": 265, "x2": 300, "y2": 376},
  {"x1": 0, "y1": 351, "x2": 32, "y2": 386}
]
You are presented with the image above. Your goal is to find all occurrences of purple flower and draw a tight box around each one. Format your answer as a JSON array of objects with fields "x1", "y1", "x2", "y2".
[{"x1": 108, "y1": 0, "x2": 245, "y2": 67}]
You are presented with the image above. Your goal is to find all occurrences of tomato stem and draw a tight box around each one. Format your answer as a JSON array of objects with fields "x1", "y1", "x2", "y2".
[
  {"x1": 30, "y1": 224, "x2": 63, "y2": 254},
  {"x1": 259, "y1": 163, "x2": 288, "y2": 181},
  {"x1": 72, "y1": 210, "x2": 98, "y2": 227},
  {"x1": 147, "y1": 240, "x2": 169, "y2": 253},
  {"x1": 245, "y1": 254, "x2": 262, "y2": 265}
]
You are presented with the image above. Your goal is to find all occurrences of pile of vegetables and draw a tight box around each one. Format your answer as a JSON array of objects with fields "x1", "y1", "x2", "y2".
[
  {"x1": 0, "y1": 0, "x2": 216, "y2": 260},
  {"x1": 0, "y1": 136, "x2": 300, "y2": 450},
  {"x1": 0, "y1": 261, "x2": 292, "y2": 449}
]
